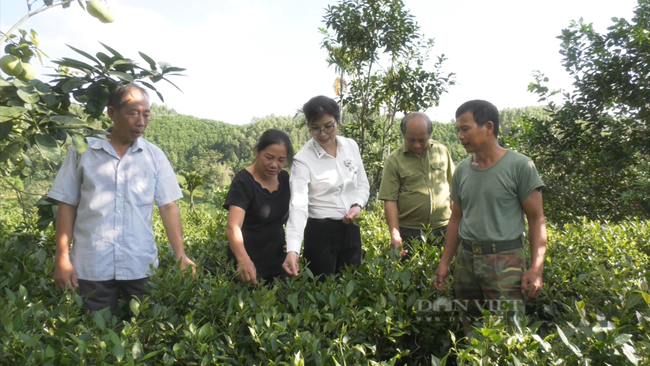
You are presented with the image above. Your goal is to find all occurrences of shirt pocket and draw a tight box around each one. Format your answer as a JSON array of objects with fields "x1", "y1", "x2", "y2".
[
  {"x1": 430, "y1": 162, "x2": 446, "y2": 183},
  {"x1": 398, "y1": 168, "x2": 422, "y2": 192},
  {"x1": 130, "y1": 172, "x2": 156, "y2": 206}
]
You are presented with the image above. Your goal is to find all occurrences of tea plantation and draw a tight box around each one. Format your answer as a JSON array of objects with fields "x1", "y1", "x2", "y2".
[{"x1": 1, "y1": 199, "x2": 649, "y2": 365}]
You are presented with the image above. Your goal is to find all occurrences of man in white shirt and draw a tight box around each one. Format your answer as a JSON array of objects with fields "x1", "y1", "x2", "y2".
[{"x1": 49, "y1": 83, "x2": 195, "y2": 315}]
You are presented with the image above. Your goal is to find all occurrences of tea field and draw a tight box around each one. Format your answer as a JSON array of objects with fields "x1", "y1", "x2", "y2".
[{"x1": 1, "y1": 198, "x2": 649, "y2": 365}]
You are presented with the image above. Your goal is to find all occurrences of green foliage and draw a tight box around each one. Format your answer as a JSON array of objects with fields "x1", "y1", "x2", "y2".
[
  {"x1": 178, "y1": 171, "x2": 206, "y2": 212},
  {"x1": 507, "y1": 0, "x2": 650, "y2": 223},
  {"x1": 143, "y1": 114, "x2": 310, "y2": 195},
  {"x1": 0, "y1": 42, "x2": 184, "y2": 178},
  {"x1": 321, "y1": 0, "x2": 454, "y2": 196},
  {"x1": 1, "y1": 201, "x2": 649, "y2": 364}
]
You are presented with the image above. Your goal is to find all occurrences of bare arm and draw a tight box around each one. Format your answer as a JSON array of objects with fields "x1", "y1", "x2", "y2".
[
  {"x1": 434, "y1": 201, "x2": 462, "y2": 291},
  {"x1": 159, "y1": 201, "x2": 196, "y2": 274},
  {"x1": 521, "y1": 189, "x2": 547, "y2": 300},
  {"x1": 384, "y1": 200, "x2": 402, "y2": 251},
  {"x1": 226, "y1": 206, "x2": 257, "y2": 284},
  {"x1": 54, "y1": 202, "x2": 79, "y2": 291}
]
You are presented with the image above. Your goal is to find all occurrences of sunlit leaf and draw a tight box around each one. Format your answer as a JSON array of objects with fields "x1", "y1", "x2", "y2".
[
  {"x1": 71, "y1": 134, "x2": 88, "y2": 153},
  {"x1": 49, "y1": 115, "x2": 86, "y2": 125},
  {"x1": 100, "y1": 42, "x2": 124, "y2": 59},
  {"x1": 67, "y1": 44, "x2": 102, "y2": 65},
  {"x1": 34, "y1": 134, "x2": 61, "y2": 163},
  {"x1": 139, "y1": 51, "x2": 157, "y2": 70},
  {"x1": 0, "y1": 106, "x2": 27, "y2": 122},
  {"x1": 109, "y1": 71, "x2": 134, "y2": 83}
]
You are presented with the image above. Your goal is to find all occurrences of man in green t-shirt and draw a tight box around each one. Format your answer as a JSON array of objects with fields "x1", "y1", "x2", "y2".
[
  {"x1": 434, "y1": 100, "x2": 547, "y2": 323},
  {"x1": 378, "y1": 112, "x2": 455, "y2": 258}
]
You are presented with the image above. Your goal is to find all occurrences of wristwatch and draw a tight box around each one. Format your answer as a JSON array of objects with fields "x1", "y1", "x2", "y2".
[{"x1": 350, "y1": 203, "x2": 361, "y2": 209}]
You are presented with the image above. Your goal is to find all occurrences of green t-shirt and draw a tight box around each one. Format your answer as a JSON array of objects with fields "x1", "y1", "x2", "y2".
[
  {"x1": 450, "y1": 150, "x2": 544, "y2": 243},
  {"x1": 378, "y1": 141, "x2": 455, "y2": 230}
]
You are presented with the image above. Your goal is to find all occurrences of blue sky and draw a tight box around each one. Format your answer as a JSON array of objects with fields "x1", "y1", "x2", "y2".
[{"x1": 0, "y1": 0, "x2": 638, "y2": 124}]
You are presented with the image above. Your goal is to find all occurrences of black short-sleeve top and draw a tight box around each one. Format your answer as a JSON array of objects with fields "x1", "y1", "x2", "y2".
[{"x1": 223, "y1": 169, "x2": 290, "y2": 278}]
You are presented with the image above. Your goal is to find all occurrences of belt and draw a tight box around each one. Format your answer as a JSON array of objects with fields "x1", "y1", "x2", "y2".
[
  {"x1": 461, "y1": 238, "x2": 522, "y2": 255},
  {"x1": 308, "y1": 218, "x2": 342, "y2": 223}
]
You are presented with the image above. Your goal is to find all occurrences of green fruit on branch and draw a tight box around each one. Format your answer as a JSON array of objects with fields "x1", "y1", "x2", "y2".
[
  {"x1": 98, "y1": 8, "x2": 116, "y2": 23},
  {"x1": 0, "y1": 55, "x2": 24, "y2": 76},
  {"x1": 86, "y1": 0, "x2": 116, "y2": 23},
  {"x1": 17, "y1": 62, "x2": 37, "y2": 81}
]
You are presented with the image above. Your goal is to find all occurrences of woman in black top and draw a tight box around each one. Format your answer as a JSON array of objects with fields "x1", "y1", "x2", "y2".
[{"x1": 223, "y1": 129, "x2": 294, "y2": 284}]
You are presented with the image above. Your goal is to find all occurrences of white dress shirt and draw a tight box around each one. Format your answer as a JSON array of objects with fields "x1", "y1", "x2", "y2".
[
  {"x1": 48, "y1": 137, "x2": 183, "y2": 281},
  {"x1": 286, "y1": 136, "x2": 370, "y2": 254}
]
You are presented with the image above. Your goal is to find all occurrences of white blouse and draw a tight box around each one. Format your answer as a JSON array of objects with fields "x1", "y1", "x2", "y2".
[{"x1": 286, "y1": 136, "x2": 370, "y2": 254}]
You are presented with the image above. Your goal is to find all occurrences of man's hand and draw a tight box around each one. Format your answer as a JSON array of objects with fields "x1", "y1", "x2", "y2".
[
  {"x1": 390, "y1": 234, "x2": 402, "y2": 251},
  {"x1": 434, "y1": 262, "x2": 450, "y2": 292},
  {"x1": 521, "y1": 268, "x2": 543, "y2": 301},
  {"x1": 54, "y1": 257, "x2": 78, "y2": 291},
  {"x1": 176, "y1": 255, "x2": 197, "y2": 276},
  {"x1": 282, "y1": 251, "x2": 299, "y2": 276},
  {"x1": 343, "y1": 205, "x2": 361, "y2": 225},
  {"x1": 237, "y1": 259, "x2": 258, "y2": 284}
]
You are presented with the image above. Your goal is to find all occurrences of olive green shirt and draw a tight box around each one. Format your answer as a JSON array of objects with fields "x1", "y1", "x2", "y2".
[
  {"x1": 450, "y1": 150, "x2": 545, "y2": 243},
  {"x1": 378, "y1": 140, "x2": 455, "y2": 230}
]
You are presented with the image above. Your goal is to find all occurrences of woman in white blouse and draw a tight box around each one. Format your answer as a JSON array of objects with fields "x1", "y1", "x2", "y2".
[{"x1": 282, "y1": 95, "x2": 370, "y2": 277}]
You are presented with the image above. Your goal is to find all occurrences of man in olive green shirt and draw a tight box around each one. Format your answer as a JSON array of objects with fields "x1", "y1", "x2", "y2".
[{"x1": 378, "y1": 112, "x2": 455, "y2": 257}]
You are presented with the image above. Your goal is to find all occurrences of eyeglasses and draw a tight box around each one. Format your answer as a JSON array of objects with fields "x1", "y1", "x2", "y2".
[{"x1": 309, "y1": 124, "x2": 336, "y2": 135}]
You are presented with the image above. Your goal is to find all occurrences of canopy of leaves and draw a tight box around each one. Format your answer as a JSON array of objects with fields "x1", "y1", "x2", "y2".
[{"x1": 508, "y1": 0, "x2": 650, "y2": 223}]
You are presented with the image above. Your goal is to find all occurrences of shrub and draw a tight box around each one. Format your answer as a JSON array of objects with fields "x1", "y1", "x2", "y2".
[{"x1": 0, "y1": 203, "x2": 648, "y2": 365}]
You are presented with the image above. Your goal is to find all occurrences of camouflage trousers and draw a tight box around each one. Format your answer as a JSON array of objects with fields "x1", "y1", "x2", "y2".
[{"x1": 453, "y1": 244, "x2": 526, "y2": 325}]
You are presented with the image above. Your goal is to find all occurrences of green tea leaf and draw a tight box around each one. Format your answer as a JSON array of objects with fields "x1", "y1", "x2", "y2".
[
  {"x1": 132, "y1": 341, "x2": 144, "y2": 360},
  {"x1": 93, "y1": 312, "x2": 105, "y2": 330},
  {"x1": 114, "y1": 343, "x2": 125, "y2": 362},
  {"x1": 621, "y1": 343, "x2": 639, "y2": 365},
  {"x1": 345, "y1": 280, "x2": 355, "y2": 297},
  {"x1": 108, "y1": 329, "x2": 120, "y2": 346},
  {"x1": 129, "y1": 299, "x2": 140, "y2": 317}
]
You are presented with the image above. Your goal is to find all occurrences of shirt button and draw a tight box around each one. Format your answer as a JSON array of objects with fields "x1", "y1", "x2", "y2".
[{"x1": 117, "y1": 210, "x2": 121, "y2": 214}]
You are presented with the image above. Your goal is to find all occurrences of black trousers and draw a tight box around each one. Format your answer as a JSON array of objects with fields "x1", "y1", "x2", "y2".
[
  {"x1": 78, "y1": 277, "x2": 150, "y2": 316},
  {"x1": 303, "y1": 218, "x2": 362, "y2": 277},
  {"x1": 399, "y1": 226, "x2": 447, "y2": 259}
]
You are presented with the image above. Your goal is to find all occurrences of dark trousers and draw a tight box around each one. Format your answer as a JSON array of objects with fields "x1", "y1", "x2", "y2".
[
  {"x1": 399, "y1": 226, "x2": 447, "y2": 259},
  {"x1": 78, "y1": 277, "x2": 150, "y2": 316},
  {"x1": 303, "y1": 218, "x2": 362, "y2": 277}
]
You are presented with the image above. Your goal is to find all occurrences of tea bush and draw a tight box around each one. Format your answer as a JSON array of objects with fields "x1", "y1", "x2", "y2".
[{"x1": 1, "y1": 200, "x2": 649, "y2": 365}]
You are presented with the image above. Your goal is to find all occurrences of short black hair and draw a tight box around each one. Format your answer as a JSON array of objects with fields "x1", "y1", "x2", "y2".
[
  {"x1": 255, "y1": 129, "x2": 294, "y2": 166},
  {"x1": 455, "y1": 100, "x2": 499, "y2": 137},
  {"x1": 107, "y1": 83, "x2": 149, "y2": 111},
  {"x1": 401, "y1": 112, "x2": 433, "y2": 136},
  {"x1": 302, "y1": 95, "x2": 340, "y2": 125}
]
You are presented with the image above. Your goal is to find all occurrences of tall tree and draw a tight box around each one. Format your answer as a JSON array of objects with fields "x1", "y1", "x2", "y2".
[
  {"x1": 321, "y1": 0, "x2": 454, "y2": 195},
  {"x1": 508, "y1": 0, "x2": 650, "y2": 222},
  {"x1": 179, "y1": 171, "x2": 205, "y2": 212}
]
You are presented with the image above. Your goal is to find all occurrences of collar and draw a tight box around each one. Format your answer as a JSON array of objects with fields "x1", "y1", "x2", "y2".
[
  {"x1": 88, "y1": 137, "x2": 145, "y2": 154},
  {"x1": 310, "y1": 136, "x2": 344, "y2": 159}
]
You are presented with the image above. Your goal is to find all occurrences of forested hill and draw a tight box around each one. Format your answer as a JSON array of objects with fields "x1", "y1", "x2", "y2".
[
  {"x1": 144, "y1": 105, "x2": 548, "y2": 191},
  {"x1": 144, "y1": 108, "x2": 311, "y2": 188}
]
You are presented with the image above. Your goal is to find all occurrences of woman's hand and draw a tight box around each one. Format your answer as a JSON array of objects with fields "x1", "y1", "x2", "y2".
[
  {"x1": 237, "y1": 259, "x2": 258, "y2": 284},
  {"x1": 343, "y1": 205, "x2": 361, "y2": 225},
  {"x1": 282, "y1": 251, "x2": 300, "y2": 276}
]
